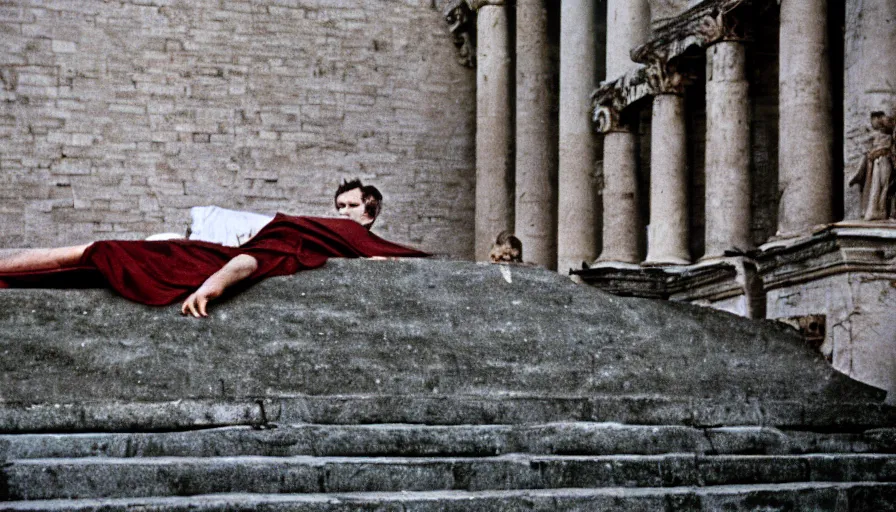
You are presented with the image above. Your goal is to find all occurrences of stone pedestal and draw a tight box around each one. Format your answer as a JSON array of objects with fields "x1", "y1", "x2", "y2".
[
  {"x1": 759, "y1": 225, "x2": 896, "y2": 401},
  {"x1": 778, "y1": 0, "x2": 833, "y2": 236},
  {"x1": 515, "y1": 0, "x2": 557, "y2": 269},
  {"x1": 474, "y1": 3, "x2": 513, "y2": 262},
  {"x1": 558, "y1": 0, "x2": 598, "y2": 275},
  {"x1": 645, "y1": 94, "x2": 690, "y2": 265},
  {"x1": 598, "y1": 131, "x2": 642, "y2": 263},
  {"x1": 704, "y1": 41, "x2": 751, "y2": 258},
  {"x1": 844, "y1": 0, "x2": 896, "y2": 220}
]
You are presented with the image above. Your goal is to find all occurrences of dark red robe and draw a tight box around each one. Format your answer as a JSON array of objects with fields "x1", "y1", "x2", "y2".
[{"x1": 0, "y1": 214, "x2": 428, "y2": 306}]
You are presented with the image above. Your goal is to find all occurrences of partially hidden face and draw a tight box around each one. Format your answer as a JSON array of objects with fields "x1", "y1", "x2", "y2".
[{"x1": 335, "y1": 187, "x2": 374, "y2": 227}]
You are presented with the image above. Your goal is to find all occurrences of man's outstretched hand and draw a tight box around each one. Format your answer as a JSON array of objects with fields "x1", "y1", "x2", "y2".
[
  {"x1": 181, "y1": 281, "x2": 225, "y2": 318},
  {"x1": 181, "y1": 254, "x2": 258, "y2": 318}
]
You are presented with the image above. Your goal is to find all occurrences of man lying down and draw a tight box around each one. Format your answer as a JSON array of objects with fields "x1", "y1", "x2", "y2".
[{"x1": 0, "y1": 179, "x2": 428, "y2": 317}]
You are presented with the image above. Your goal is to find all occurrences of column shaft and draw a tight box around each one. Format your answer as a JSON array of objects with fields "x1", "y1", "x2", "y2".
[
  {"x1": 778, "y1": 0, "x2": 833, "y2": 235},
  {"x1": 474, "y1": 4, "x2": 513, "y2": 262},
  {"x1": 599, "y1": 132, "x2": 640, "y2": 263},
  {"x1": 645, "y1": 94, "x2": 690, "y2": 265},
  {"x1": 704, "y1": 41, "x2": 751, "y2": 258},
  {"x1": 515, "y1": 0, "x2": 556, "y2": 269},
  {"x1": 606, "y1": 0, "x2": 651, "y2": 80},
  {"x1": 597, "y1": 0, "x2": 650, "y2": 264},
  {"x1": 558, "y1": 0, "x2": 598, "y2": 274}
]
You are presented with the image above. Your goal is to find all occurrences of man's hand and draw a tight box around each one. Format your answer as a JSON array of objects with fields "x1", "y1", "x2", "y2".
[
  {"x1": 181, "y1": 254, "x2": 258, "y2": 318},
  {"x1": 181, "y1": 281, "x2": 225, "y2": 318}
]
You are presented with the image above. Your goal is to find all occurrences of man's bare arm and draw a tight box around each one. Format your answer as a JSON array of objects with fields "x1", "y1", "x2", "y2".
[{"x1": 181, "y1": 254, "x2": 258, "y2": 318}]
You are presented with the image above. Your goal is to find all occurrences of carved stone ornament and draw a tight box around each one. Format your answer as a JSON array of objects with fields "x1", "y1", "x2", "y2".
[
  {"x1": 444, "y1": 0, "x2": 477, "y2": 68},
  {"x1": 644, "y1": 59, "x2": 689, "y2": 95},
  {"x1": 591, "y1": 65, "x2": 652, "y2": 131},
  {"x1": 632, "y1": 0, "x2": 752, "y2": 63},
  {"x1": 849, "y1": 111, "x2": 896, "y2": 221},
  {"x1": 593, "y1": 106, "x2": 622, "y2": 134}
]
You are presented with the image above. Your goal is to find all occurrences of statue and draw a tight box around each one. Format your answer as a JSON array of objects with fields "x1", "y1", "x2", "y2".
[{"x1": 850, "y1": 111, "x2": 896, "y2": 221}]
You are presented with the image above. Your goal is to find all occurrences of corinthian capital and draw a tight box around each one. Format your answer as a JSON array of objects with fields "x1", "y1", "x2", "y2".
[{"x1": 645, "y1": 59, "x2": 690, "y2": 95}]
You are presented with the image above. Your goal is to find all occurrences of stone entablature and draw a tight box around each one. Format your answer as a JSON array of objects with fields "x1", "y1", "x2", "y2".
[{"x1": 592, "y1": 0, "x2": 751, "y2": 131}]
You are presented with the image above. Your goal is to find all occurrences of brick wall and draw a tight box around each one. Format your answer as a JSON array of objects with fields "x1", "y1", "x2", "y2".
[{"x1": 0, "y1": 0, "x2": 476, "y2": 258}]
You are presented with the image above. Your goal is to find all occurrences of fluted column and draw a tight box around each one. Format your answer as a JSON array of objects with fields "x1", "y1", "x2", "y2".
[
  {"x1": 644, "y1": 68, "x2": 690, "y2": 266},
  {"x1": 473, "y1": 1, "x2": 513, "y2": 262},
  {"x1": 515, "y1": 0, "x2": 556, "y2": 269},
  {"x1": 557, "y1": 0, "x2": 598, "y2": 274},
  {"x1": 596, "y1": 0, "x2": 650, "y2": 264},
  {"x1": 704, "y1": 41, "x2": 752, "y2": 258},
  {"x1": 778, "y1": 0, "x2": 833, "y2": 236}
]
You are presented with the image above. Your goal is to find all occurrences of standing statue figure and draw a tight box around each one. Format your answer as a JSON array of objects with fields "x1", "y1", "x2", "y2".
[{"x1": 850, "y1": 111, "x2": 896, "y2": 221}]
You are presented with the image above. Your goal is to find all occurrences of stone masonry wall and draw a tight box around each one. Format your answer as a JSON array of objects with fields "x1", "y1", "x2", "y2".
[{"x1": 0, "y1": 0, "x2": 476, "y2": 257}]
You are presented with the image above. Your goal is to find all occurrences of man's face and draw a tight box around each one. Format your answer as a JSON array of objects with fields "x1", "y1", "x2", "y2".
[{"x1": 335, "y1": 187, "x2": 374, "y2": 227}]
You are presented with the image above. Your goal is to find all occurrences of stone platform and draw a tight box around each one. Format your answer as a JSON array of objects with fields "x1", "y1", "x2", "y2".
[{"x1": 0, "y1": 259, "x2": 894, "y2": 510}]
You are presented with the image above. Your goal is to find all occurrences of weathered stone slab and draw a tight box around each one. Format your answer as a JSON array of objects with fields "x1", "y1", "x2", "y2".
[{"x1": 0, "y1": 259, "x2": 884, "y2": 415}]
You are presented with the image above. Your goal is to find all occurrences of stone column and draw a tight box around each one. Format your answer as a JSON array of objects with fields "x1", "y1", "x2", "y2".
[
  {"x1": 844, "y1": 0, "x2": 896, "y2": 220},
  {"x1": 645, "y1": 83, "x2": 690, "y2": 266},
  {"x1": 473, "y1": 1, "x2": 513, "y2": 262},
  {"x1": 515, "y1": 0, "x2": 557, "y2": 269},
  {"x1": 704, "y1": 41, "x2": 751, "y2": 258},
  {"x1": 778, "y1": 0, "x2": 833, "y2": 236},
  {"x1": 557, "y1": 0, "x2": 598, "y2": 274},
  {"x1": 596, "y1": 0, "x2": 650, "y2": 264},
  {"x1": 606, "y1": 0, "x2": 651, "y2": 78}
]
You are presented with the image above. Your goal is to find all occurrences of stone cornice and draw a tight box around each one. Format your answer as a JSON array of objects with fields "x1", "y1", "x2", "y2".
[
  {"x1": 591, "y1": 0, "x2": 753, "y2": 131},
  {"x1": 578, "y1": 225, "x2": 896, "y2": 300},
  {"x1": 755, "y1": 224, "x2": 896, "y2": 291},
  {"x1": 573, "y1": 260, "x2": 743, "y2": 301},
  {"x1": 632, "y1": 0, "x2": 752, "y2": 64}
]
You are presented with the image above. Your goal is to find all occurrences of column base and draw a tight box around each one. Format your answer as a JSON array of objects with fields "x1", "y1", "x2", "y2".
[{"x1": 642, "y1": 256, "x2": 691, "y2": 267}]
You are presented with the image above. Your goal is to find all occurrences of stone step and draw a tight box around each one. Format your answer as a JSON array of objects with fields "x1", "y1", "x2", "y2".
[
  {"x1": 3, "y1": 396, "x2": 895, "y2": 433},
  {"x1": 2, "y1": 483, "x2": 896, "y2": 511},
  {"x1": 4, "y1": 423, "x2": 896, "y2": 460},
  {"x1": 5, "y1": 454, "x2": 896, "y2": 500}
]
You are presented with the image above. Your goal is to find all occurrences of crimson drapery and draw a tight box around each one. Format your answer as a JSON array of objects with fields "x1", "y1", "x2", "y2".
[{"x1": 0, "y1": 215, "x2": 428, "y2": 306}]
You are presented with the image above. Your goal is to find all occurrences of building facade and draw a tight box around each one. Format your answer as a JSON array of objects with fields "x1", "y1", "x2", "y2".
[{"x1": 453, "y1": 0, "x2": 896, "y2": 398}]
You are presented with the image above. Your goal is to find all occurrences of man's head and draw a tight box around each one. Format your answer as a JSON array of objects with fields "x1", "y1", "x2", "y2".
[{"x1": 334, "y1": 178, "x2": 382, "y2": 229}]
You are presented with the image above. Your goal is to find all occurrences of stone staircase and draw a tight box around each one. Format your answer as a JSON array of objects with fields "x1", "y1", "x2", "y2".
[
  {"x1": 1, "y1": 259, "x2": 895, "y2": 510},
  {"x1": 3, "y1": 411, "x2": 896, "y2": 510}
]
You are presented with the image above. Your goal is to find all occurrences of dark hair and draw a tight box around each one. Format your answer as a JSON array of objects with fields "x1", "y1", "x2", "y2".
[{"x1": 334, "y1": 178, "x2": 382, "y2": 221}]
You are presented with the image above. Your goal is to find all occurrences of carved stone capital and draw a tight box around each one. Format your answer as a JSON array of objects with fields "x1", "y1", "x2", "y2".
[
  {"x1": 645, "y1": 59, "x2": 690, "y2": 96},
  {"x1": 444, "y1": 0, "x2": 477, "y2": 68},
  {"x1": 695, "y1": 5, "x2": 750, "y2": 44},
  {"x1": 594, "y1": 106, "x2": 625, "y2": 134}
]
